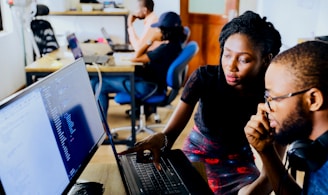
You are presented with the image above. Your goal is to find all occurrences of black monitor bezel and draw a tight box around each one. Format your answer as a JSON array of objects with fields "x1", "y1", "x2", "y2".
[{"x1": 0, "y1": 59, "x2": 106, "y2": 194}]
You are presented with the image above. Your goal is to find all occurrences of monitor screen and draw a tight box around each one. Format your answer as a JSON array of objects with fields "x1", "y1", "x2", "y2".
[{"x1": 0, "y1": 59, "x2": 106, "y2": 194}]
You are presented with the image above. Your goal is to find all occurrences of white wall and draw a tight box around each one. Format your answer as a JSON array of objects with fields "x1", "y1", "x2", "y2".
[
  {"x1": 114, "y1": 0, "x2": 180, "y2": 16},
  {"x1": 126, "y1": 0, "x2": 180, "y2": 37},
  {"x1": 313, "y1": 0, "x2": 328, "y2": 37},
  {"x1": 258, "y1": 0, "x2": 326, "y2": 50},
  {"x1": 0, "y1": 0, "x2": 26, "y2": 100},
  {"x1": 39, "y1": 0, "x2": 179, "y2": 44},
  {"x1": 239, "y1": 0, "x2": 258, "y2": 14},
  {"x1": 235, "y1": 0, "x2": 328, "y2": 51}
]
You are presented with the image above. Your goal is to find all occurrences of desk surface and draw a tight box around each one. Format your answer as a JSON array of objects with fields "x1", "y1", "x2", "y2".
[
  {"x1": 25, "y1": 43, "x2": 138, "y2": 73},
  {"x1": 50, "y1": 10, "x2": 129, "y2": 16},
  {"x1": 77, "y1": 145, "x2": 208, "y2": 195},
  {"x1": 78, "y1": 163, "x2": 126, "y2": 194},
  {"x1": 77, "y1": 145, "x2": 127, "y2": 195}
]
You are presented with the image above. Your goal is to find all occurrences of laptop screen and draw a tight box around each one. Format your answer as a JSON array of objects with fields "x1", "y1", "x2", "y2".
[
  {"x1": 0, "y1": 59, "x2": 106, "y2": 194},
  {"x1": 67, "y1": 33, "x2": 84, "y2": 59}
]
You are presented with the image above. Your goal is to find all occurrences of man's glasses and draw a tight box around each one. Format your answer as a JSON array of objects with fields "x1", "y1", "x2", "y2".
[{"x1": 264, "y1": 88, "x2": 311, "y2": 110}]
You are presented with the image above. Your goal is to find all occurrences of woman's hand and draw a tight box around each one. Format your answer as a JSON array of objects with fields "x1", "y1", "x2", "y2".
[
  {"x1": 119, "y1": 132, "x2": 167, "y2": 170},
  {"x1": 244, "y1": 103, "x2": 274, "y2": 153}
]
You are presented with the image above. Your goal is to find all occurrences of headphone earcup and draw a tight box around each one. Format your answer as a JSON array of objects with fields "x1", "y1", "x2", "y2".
[
  {"x1": 287, "y1": 133, "x2": 328, "y2": 172},
  {"x1": 287, "y1": 139, "x2": 312, "y2": 171}
]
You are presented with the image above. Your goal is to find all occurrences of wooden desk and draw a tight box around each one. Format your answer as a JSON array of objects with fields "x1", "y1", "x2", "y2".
[
  {"x1": 25, "y1": 43, "x2": 136, "y2": 85},
  {"x1": 78, "y1": 163, "x2": 126, "y2": 194},
  {"x1": 74, "y1": 145, "x2": 127, "y2": 194},
  {"x1": 25, "y1": 43, "x2": 138, "y2": 146},
  {"x1": 50, "y1": 10, "x2": 129, "y2": 16},
  {"x1": 50, "y1": 10, "x2": 129, "y2": 44}
]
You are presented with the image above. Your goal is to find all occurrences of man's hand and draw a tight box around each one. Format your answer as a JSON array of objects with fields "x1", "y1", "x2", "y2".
[
  {"x1": 244, "y1": 103, "x2": 274, "y2": 153},
  {"x1": 119, "y1": 132, "x2": 167, "y2": 170},
  {"x1": 128, "y1": 14, "x2": 137, "y2": 27},
  {"x1": 128, "y1": 10, "x2": 146, "y2": 27}
]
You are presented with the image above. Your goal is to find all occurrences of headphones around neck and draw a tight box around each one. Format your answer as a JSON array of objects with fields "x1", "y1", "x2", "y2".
[{"x1": 287, "y1": 131, "x2": 328, "y2": 172}]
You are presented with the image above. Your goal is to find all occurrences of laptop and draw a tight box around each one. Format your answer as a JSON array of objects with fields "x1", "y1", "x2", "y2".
[
  {"x1": 0, "y1": 59, "x2": 106, "y2": 194},
  {"x1": 98, "y1": 105, "x2": 214, "y2": 194},
  {"x1": 66, "y1": 33, "x2": 111, "y2": 65},
  {"x1": 101, "y1": 27, "x2": 134, "y2": 52}
]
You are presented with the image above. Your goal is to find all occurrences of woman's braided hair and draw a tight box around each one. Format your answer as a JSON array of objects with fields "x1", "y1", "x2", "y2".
[{"x1": 219, "y1": 10, "x2": 282, "y2": 59}]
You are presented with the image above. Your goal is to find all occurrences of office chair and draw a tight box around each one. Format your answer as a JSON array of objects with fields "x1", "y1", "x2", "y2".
[
  {"x1": 30, "y1": 4, "x2": 59, "y2": 59},
  {"x1": 112, "y1": 41, "x2": 199, "y2": 139},
  {"x1": 182, "y1": 26, "x2": 191, "y2": 48},
  {"x1": 122, "y1": 26, "x2": 191, "y2": 117}
]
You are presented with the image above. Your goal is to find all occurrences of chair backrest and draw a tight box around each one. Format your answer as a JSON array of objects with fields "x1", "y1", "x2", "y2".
[
  {"x1": 181, "y1": 26, "x2": 191, "y2": 48},
  {"x1": 35, "y1": 4, "x2": 50, "y2": 16},
  {"x1": 30, "y1": 4, "x2": 59, "y2": 57},
  {"x1": 165, "y1": 41, "x2": 199, "y2": 104}
]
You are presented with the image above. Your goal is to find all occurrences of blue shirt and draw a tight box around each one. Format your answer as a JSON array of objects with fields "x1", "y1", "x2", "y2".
[
  {"x1": 306, "y1": 160, "x2": 328, "y2": 194},
  {"x1": 142, "y1": 41, "x2": 182, "y2": 92}
]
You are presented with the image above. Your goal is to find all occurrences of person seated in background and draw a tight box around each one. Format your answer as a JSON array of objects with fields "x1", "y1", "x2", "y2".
[
  {"x1": 243, "y1": 41, "x2": 328, "y2": 195},
  {"x1": 128, "y1": 0, "x2": 161, "y2": 52},
  {"x1": 120, "y1": 11, "x2": 284, "y2": 195},
  {"x1": 95, "y1": 11, "x2": 186, "y2": 120}
]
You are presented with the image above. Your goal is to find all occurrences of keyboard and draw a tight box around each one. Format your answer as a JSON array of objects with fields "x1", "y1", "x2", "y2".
[{"x1": 130, "y1": 155, "x2": 187, "y2": 195}]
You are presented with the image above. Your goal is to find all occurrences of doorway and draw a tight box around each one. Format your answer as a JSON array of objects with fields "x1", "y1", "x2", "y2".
[{"x1": 180, "y1": 0, "x2": 239, "y2": 77}]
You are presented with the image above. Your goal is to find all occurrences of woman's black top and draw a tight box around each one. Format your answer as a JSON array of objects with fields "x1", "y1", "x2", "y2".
[{"x1": 181, "y1": 65, "x2": 264, "y2": 153}]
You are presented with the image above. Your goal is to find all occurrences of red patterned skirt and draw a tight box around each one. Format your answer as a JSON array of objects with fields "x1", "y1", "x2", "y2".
[{"x1": 182, "y1": 126, "x2": 260, "y2": 195}]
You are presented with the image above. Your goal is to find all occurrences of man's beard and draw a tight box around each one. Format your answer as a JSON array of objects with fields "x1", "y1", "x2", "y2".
[{"x1": 274, "y1": 99, "x2": 313, "y2": 145}]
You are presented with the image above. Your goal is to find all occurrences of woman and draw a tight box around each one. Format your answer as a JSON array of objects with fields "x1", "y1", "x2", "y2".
[
  {"x1": 94, "y1": 11, "x2": 186, "y2": 119},
  {"x1": 121, "y1": 11, "x2": 282, "y2": 194}
]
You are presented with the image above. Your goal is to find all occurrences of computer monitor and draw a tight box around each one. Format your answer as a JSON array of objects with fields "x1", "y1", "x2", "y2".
[{"x1": 0, "y1": 59, "x2": 106, "y2": 194}]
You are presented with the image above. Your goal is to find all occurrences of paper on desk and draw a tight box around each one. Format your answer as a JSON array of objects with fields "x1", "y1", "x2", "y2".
[
  {"x1": 50, "y1": 61, "x2": 64, "y2": 68},
  {"x1": 113, "y1": 52, "x2": 136, "y2": 66}
]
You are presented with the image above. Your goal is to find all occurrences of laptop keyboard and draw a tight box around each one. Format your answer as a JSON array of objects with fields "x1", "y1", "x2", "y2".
[{"x1": 130, "y1": 155, "x2": 186, "y2": 195}]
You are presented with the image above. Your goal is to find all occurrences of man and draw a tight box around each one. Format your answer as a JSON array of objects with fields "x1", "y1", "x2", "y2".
[
  {"x1": 244, "y1": 41, "x2": 328, "y2": 194},
  {"x1": 127, "y1": 0, "x2": 161, "y2": 52}
]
